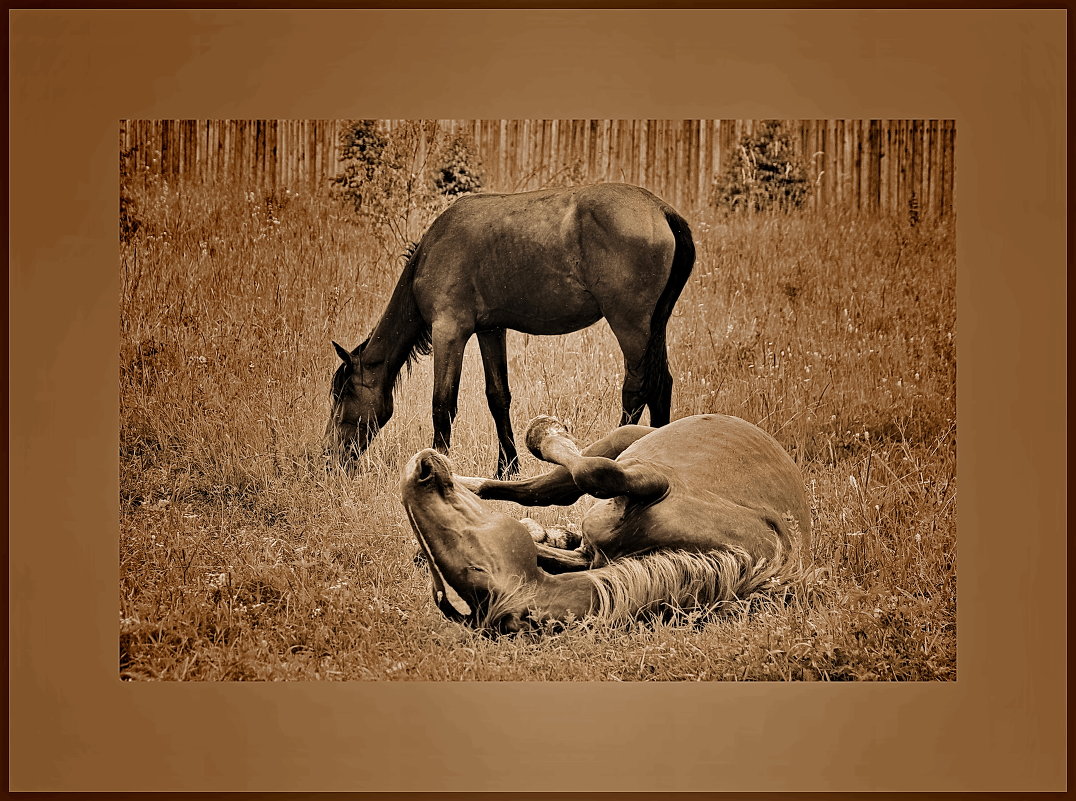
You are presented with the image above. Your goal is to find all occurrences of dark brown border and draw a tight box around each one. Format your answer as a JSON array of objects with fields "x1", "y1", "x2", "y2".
[
  {"x1": 8, "y1": 7, "x2": 1068, "y2": 794},
  {"x1": 6, "y1": 1, "x2": 1072, "y2": 8}
]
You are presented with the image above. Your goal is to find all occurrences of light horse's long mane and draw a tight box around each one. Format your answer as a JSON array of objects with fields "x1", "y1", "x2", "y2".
[
  {"x1": 471, "y1": 518, "x2": 812, "y2": 633},
  {"x1": 583, "y1": 518, "x2": 808, "y2": 625},
  {"x1": 476, "y1": 576, "x2": 540, "y2": 633}
]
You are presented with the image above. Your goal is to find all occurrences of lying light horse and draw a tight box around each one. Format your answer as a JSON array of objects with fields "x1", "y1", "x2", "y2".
[
  {"x1": 401, "y1": 413, "x2": 811, "y2": 633},
  {"x1": 328, "y1": 183, "x2": 695, "y2": 477}
]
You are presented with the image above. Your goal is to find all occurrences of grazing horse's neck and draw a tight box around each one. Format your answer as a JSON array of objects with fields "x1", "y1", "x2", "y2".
[{"x1": 361, "y1": 262, "x2": 429, "y2": 379}]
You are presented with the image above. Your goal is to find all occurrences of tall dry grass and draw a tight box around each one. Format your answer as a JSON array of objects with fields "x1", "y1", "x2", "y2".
[{"x1": 120, "y1": 172, "x2": 955, "y2": 681}]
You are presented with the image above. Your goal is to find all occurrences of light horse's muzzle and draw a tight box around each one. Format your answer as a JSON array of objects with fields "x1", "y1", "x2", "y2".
[{"x1": 401, "y1": 449, "x2": 541, "y2": 631}]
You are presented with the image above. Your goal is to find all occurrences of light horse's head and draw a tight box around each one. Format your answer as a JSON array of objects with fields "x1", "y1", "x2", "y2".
[
  {"x1": 401, "y1": 448, "x2": 542, "y2": 633},
  {"x1": 326, "y1": 340, "x2": 394, "y2": 469}
]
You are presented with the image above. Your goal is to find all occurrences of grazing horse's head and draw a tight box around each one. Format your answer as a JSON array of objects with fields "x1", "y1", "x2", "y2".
[
  {"x1": 401, "y1": 448, "x2": 542, "y2": 632},
  {"x1": 326, "y1": 340, "x2": 394, "y2": 469}
]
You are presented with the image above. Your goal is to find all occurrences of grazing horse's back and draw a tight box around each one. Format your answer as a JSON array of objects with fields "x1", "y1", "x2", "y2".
[{"x1": 411, "y1": 184, "x2": 680, "y2": 336}]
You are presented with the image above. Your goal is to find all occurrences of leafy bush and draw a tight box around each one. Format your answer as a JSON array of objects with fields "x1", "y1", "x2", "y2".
[
  {"x1": 433, "y1": 134, "x2": 483, "y2": 197},
  {"x1": 713, "y1": 120, "x2": 811, "y2": 212},
  {"x1": 331, "y1": 120, "x2": 392, "y2": 214},
  {"x1": 330, "y1": 121, "x2": 484, "y2": 247}
]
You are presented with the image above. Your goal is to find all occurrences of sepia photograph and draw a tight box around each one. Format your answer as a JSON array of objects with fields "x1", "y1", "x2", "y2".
[
  {"x1": 120, "y1": 118, "x2": 956, "y2": 681},
  {"x1": 11, "y1": 8, "x2": 1065, "y2": 793}
]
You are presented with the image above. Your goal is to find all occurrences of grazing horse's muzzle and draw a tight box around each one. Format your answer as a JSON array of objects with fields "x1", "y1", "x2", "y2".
[{"x1": 324, "y1": 419, "x2": 380, "y2": 472}]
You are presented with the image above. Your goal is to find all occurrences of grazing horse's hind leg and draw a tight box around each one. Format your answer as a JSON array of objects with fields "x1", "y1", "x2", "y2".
[
  {"x1": 641, "y1": 330, "x2": 673, "y2": 427},
  {"x1": 476, "y1": 329, "x2": 519, "y2": 478},
  {"x1": 608, "y1": 317, "x2": 674, "y2": 428},
  {"x1": 605, "y1": 314, "x2": 654, "y2": 427}
]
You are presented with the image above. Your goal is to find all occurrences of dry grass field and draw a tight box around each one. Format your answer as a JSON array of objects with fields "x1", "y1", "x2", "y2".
[{"x1": 120, "y1": 163, "x2": 956, "y2": 680}]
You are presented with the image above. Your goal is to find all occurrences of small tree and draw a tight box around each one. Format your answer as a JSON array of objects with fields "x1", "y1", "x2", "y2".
[
  {"x1": 331, "y1": 120, "x2": 392, "y2": 214},
  {"x1": 433, "y1": 134, "x2": 483, "y2": 198},
  {"x1": 713, "y1": 121, "x2": 811, "y2": 213},
  {"x1": 330, "y1": 122, "x2": 487, "y2": 253}
]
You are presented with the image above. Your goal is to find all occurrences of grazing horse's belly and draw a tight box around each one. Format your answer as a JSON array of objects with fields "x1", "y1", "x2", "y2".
[
  {"x1": 411, "y1": 244, "x2": 606, "y2": 334},
  {"x1": 469, "y1": 254, "x2": 605, "y2": 334},
  {"x1": 476, "y1": 298, "x2": 604, "y2": 335}
]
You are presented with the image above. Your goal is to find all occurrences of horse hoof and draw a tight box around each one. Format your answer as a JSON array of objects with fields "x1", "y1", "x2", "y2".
[
  {"x1": 524, "y1": 415, "x2": 567, "y2": 459},
  {"x1": 519, "y1": 518, "x2": 546, "y2": 543}
]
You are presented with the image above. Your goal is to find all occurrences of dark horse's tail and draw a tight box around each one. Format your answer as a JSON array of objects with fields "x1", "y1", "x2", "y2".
[{"x1": 639, "y1": 206, "x2": 696, "y2": 424}]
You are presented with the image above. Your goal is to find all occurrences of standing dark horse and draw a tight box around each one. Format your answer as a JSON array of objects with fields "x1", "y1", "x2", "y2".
[{"x1": 327, "y1": 183, "x2": 696, "y2": 477}]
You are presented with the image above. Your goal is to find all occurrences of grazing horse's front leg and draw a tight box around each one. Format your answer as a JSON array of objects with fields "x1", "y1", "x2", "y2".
[
  {"x1": 430, "y1": 323, "x2": 469, "y2": 455},
  {"x1": 476, "y1": 329, "x2": 518, "y2": 478}
]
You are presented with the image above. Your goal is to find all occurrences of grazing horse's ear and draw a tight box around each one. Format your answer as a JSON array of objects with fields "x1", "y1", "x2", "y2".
[{"x1": 332, "y1": 341, "x2": 352, "y2": 366}]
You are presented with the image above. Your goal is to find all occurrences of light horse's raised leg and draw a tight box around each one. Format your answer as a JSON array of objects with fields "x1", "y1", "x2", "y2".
[
  {"x1": 453, "y1": 419, "x2": 657, "y2": 575},
  {"x1": 455, "y1": 423, "x2": 655, "y2": 506},
  {"x1": 525, "y1": 416, "x2": 669, "y2": 502},
  {"x1": 476, "y1": 329, "x2": 518, "y2": 478}
]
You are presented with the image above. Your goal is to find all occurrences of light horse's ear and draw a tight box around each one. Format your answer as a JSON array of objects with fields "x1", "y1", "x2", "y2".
[{"x1": 332, "y1": 341, "x2": 352, "y2": 365}]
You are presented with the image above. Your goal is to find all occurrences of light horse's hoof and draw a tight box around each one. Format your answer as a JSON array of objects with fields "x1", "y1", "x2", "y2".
[{"x1": 524, "y1": 415, "x2": 569, "y2": 460}]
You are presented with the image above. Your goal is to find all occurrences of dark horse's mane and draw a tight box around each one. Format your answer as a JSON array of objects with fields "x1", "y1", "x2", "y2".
[
  {"x1": 330, "y1": 241, "x2": 432, "y2": 400},
  {"x1": 394, "y1": 241, "x2": 433, "y2": 388}
]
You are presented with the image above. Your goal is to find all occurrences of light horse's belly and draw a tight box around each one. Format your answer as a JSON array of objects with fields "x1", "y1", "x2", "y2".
[
  {"x1": 581, "y1": 491, "x2": 783, "y2": 563},
  {"x1": 579, "y1": 415, "x2": 811, "y2": 563}
]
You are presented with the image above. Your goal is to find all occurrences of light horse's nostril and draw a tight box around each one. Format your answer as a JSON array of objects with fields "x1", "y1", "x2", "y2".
[
  {"x1": 417, "y1": 456, "x2": 434, "y2": 483},
  {"x1": 409, "y1": 450, "x2": 455, "y2": 490}
]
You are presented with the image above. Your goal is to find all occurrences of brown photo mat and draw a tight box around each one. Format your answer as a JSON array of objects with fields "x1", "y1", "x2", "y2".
[{"x1": 9, "y1": 9, "x2": 1067, "y2": 793}]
